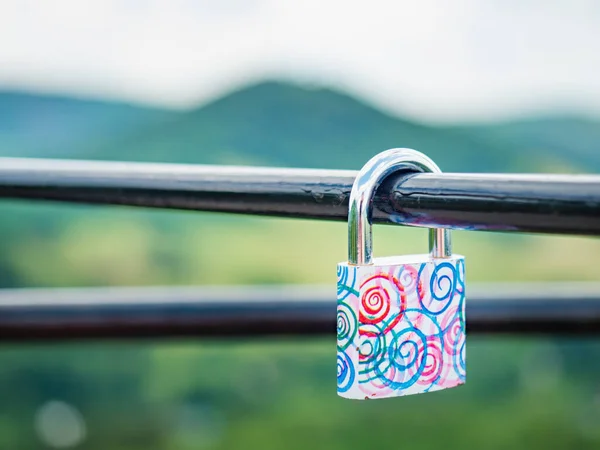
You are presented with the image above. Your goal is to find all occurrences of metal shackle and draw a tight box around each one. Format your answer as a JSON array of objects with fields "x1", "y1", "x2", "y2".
[{"x1": 347, "y1": 148, "x2": 451, "y2": 265}]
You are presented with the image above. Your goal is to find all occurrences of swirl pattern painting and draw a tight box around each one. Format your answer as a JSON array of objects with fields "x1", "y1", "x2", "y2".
[{"x1": 337, "y1": 255, "x2": 466, "y2": 399}]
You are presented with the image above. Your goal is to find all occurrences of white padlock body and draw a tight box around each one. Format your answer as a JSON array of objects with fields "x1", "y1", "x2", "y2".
[{"x1": 337, "y1": 254, "x2": 466, "y2": 399}]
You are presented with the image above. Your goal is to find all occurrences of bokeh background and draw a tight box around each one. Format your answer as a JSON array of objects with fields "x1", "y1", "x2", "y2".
[{"x1": 0, "y1": 0, "x2": 599, "y2": 448}]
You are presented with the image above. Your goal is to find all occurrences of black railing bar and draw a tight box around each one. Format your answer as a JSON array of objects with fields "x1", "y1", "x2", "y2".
[
  {"x1": 0, "y1": 285, "x2": 334, "y2": 306},
  {"x1": 3, "y1": 156, "x2": 600, "y2": 185},
  {"x1": 0, "y1": 283, "x2": 599, "y2": 341},
  {"x1": 1, "y1": 282, "x2": 600, "y2": 306},
  {"x1": 1, "y1": 157, "x2": 600, "y2": 235},
  {"x1": 0, "y1": 157, "x2": 357, "y2": 185}
]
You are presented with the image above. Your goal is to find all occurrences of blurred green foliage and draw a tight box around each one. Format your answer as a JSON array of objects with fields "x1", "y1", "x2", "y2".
[
  {"x1": 0, "y1": 338, "x2": 599, "y2": 449},
  {"x1": 0, "y1": 81, "x2": 599, "y2": 448},
  {"x1": 1, "y1": 204, "x2": 600, "y2": 288}
]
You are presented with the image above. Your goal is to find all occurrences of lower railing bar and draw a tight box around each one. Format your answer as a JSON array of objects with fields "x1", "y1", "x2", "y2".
[
  {"x1": 0, "y1": 158, "x2": 599, "y2": 235},
  {"x1": 0, "y1": 283, "x2": 599, "y2": 341}
]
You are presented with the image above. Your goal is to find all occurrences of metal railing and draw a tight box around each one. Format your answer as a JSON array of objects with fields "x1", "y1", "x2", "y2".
[
  {"x1": 1, "y1": 157, "x2": 600, "y2": 234},
  {"x1": 1, "y1": 156, "x2": 600, "y2": 340},
  {"x1": 0, "y1": 284, "x2": 599, "y2": 341}
]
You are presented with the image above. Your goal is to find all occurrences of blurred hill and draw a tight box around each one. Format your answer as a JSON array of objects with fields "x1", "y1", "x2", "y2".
[
  {"x1": 2, "y1": 81, "x2": 598, "y2": 172},
  {"x1": 457, "y1": 116, "x2": 600, "y2": 173},
  {"x1": 86, "y1": 81, "x2": 508, "y2": 172},
  {"x1": 0, "y1": 91, "x2": 174, "y2": 159}
]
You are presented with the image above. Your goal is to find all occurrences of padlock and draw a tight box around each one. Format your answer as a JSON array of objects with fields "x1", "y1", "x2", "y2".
[{"x1": 337, "y1": 148, "x2": 466, "y2": 400}]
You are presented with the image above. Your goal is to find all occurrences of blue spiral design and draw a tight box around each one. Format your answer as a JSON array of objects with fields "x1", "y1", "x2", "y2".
[
  {"x1": 357, "y1": 323, "x2": 388, "y2": 366},
  {"x1": 337, "y1": 351, "x2": 355, "y2": 393},
  {"x1": 419, "y1": 262, "x2": 456, "y2": 315},
  {"x1": 384, "y1": 326, "x2": 428, "y2": 390},
  {"x1": 337, "y1": 301, "x2": 358, "y2": 351},
  {"x1": 456, "y1": 258, "x2": 466, "y2": 288},
  {"x1": 456, "y1": 258, "x2": 466, "y2": 327},
  {"x1": 453, "y1": 329, "x2": 466, "y2": 381},
  {"x1": 337, "y1": 265, "x2": 358, "y2": 301}
]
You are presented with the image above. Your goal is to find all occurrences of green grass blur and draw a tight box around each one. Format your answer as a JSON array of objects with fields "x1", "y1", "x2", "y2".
[{"x1": 0, "y1": 338, "x2": 598, "y2": 449}]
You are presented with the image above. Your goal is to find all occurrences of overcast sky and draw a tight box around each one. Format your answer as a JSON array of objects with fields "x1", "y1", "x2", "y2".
[{"x1": 1, "y1": 0, "x2": 599, "y2": 122}]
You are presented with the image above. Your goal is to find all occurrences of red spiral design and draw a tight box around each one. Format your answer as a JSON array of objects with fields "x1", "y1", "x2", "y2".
[
  {"x1": 359, "y1": 273, "x2": 406, "y2": 329},
  {"x1": 417, "y1": 337, "x2": 443, "y2": 386},
  {"x1": 440, "y1": 306, "x2": 463, "y2": 355},
  {"x1": 359, "y1": 286, "x2": 390, "y2": 324},
  {"x1": 445, "y1": 319, "x2": 463, "y2": 355}
]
